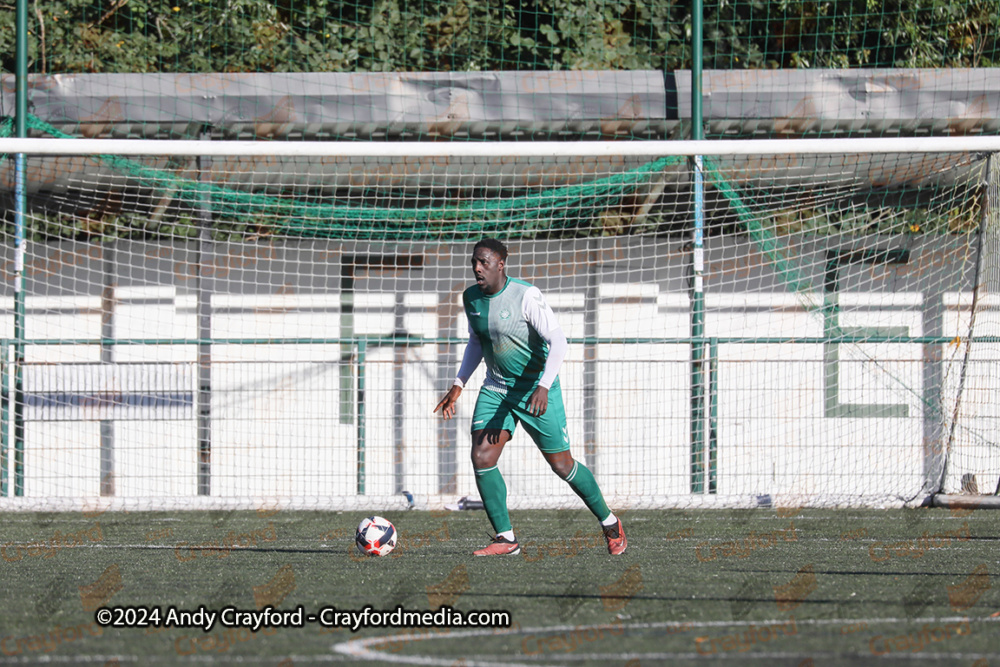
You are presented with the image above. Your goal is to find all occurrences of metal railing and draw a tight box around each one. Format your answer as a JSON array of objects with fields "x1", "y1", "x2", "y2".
[{"x1": 3, "y1": 334, "x2": 997, "y2": 498}]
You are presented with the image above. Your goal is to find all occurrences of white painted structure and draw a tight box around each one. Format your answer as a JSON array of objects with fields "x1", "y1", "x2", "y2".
[{"x1": 2, "y1": 237, "x2": 995, "y2": 510}]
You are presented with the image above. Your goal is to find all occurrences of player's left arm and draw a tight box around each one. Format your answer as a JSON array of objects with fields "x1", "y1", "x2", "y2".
[
  {"x1": 522, "y1": 287, "x2": 568, "y2": 416},
  {"x1": 434, "y1": 326, "x2": 483, "y2": 420}
]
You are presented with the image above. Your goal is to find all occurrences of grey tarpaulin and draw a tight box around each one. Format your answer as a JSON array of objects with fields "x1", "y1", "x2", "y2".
[{"x1": 0, "y1": 69, "x2": 998, "y2": 199}]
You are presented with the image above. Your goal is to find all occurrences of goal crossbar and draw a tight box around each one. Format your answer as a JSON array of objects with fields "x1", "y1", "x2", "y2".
[{"x1": 4, "y1": 136, "x2": 1000, "y2": 158}]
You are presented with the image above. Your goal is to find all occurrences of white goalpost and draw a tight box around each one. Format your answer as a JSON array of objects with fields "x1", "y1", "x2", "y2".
[{"x1": 0, "y1": 137, "x2": 997, "y2": 511}]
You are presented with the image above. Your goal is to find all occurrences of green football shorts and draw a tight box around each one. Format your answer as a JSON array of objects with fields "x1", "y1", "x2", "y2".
[{"x1": 470, "y1": 382, "x2": 571, "y2": 454}]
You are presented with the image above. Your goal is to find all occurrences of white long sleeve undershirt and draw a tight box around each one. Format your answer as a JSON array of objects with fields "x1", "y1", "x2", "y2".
[
  {"x1": 453, "y1": 329, "x2": 483, "y2": 388},
  {"x1": 521, "y1": 285, "x2": 566, "y2": 389}
]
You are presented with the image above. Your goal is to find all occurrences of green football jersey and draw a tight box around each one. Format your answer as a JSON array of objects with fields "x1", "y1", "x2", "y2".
[{"x1": 463, "y1": 277, "x2": 551, "y2": 394}]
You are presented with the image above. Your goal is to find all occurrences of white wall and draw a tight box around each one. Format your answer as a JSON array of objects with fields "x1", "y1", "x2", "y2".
[{"x1": 5, "y1": 285, "x2": 996, "y2": 507}]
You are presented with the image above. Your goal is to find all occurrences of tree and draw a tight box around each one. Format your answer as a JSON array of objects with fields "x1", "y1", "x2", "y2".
[{"x1": 3, "y1": 0, "x2": 995, "y2": 75}]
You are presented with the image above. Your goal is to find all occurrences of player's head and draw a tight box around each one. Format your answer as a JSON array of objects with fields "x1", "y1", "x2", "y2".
[
  {"x1": 471, "y1": 238, "x2": 508, "y2": 295},
  {"x1": 474, "y1": 238, "x2": 508, "y2": 262}
]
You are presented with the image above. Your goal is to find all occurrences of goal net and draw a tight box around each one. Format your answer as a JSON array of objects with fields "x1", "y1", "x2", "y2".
[{"x1": 0, "y1": 130, "x2": 997, "y2": 510}]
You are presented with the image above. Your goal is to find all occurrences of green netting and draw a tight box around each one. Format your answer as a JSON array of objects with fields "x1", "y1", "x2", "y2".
[
  {"x1": 703, "y1": 155, "x2": 814, "y2": 295},
  {"x1": 702, "y1": 153, "x2": 958, "y2": 429},
  {"x1": 4, "y1": 114, "x2": 680, "y2": 241}
]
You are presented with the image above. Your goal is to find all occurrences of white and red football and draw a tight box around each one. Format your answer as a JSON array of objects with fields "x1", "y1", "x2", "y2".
[{"x1": 355, "y1": 516, "x2": 397, "y2": 557}]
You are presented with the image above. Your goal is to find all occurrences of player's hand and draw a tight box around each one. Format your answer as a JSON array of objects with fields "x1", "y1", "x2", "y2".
[
  {"x1": 433, "y1": 385, "x2": 462, "y2": 420},
  {"x1": 527, "y1": 386, "x2": 549, "y2": 416}
]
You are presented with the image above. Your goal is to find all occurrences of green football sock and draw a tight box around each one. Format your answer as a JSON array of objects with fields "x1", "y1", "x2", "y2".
[
  {"x1": 474, "y1": 465, "x2": 512, "y2": 535},
  {"x1": 564, "y1": 460, "x2": 612, "y2": 523}
]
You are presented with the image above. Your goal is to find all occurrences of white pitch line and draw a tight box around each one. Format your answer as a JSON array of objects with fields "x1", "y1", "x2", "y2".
[
  {"x1": 340, "y1": 652, "x2": 1000, "y2": 664},
  {"x1": 332, "y1": 616, "x2": 1000, "y2": 665}
]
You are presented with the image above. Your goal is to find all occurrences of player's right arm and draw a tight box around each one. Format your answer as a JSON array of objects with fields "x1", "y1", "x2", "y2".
[
  {"x1": 521, "y1": 286, "x2": 566, "y2": 416},
  {"x1": 433, "y1": 327, "x2": 483, "y2": 420}
]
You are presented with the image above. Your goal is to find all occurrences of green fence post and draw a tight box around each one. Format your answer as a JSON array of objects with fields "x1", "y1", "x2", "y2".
[
  {"x1": 708, "y1": 338, "x2": 718, "y2": 494},
  {"x1": 1, "y1": 340, "x2": 7, "y2": 497},
  {"x1": 13, "y1": 0, "x2": 28, "y2": 499},
  {"x1": 689, "y1": 0, "x2": 706, "y2": 494},
  {"x1": 356, "y1": 339, "x2": 367, "y2": 495}
]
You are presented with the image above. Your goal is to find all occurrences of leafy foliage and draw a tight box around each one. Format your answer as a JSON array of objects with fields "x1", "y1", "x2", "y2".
[{"x1": 1, "y1": 0, "x2": 997, "y2": 74}]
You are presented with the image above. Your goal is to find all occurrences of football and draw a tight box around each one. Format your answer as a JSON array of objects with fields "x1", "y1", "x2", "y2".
[{"x1": 355, "y1": 515, "x2": 397, "y2": 557}]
